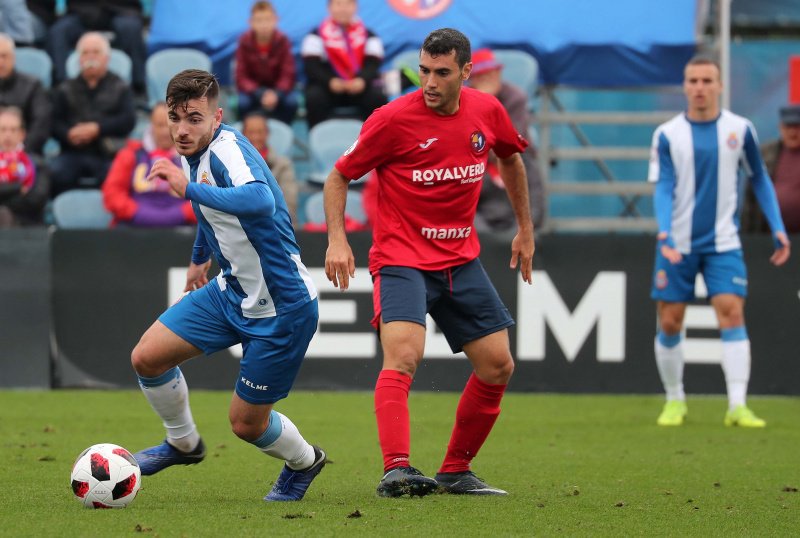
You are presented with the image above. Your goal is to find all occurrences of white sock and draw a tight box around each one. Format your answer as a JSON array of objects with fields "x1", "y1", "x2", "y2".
[
  {"x1": 138, "y1": 367, "x2": 200, "y2": 453},
  {"x1": 253, "y1": 411, "x2": 314, "y2": 470},
  {"x1": 655, "y1": 336, "x2": 685, "y2": 401},
  {"x1": 721, "y1": 339, "x2": 750, "y2": 410}
]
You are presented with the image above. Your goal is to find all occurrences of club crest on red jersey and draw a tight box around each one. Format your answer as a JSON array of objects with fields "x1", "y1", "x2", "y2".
[
  {"x1": 388, "y1": 0, "x2": 452, "y2": 19},
  {"x1": 470, "y1": 130, "x2": 486, "y2": 154}
]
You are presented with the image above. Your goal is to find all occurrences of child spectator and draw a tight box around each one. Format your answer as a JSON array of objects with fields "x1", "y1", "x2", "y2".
[
  {"x1": 235, "y1": 1, "x2": 297, "y2": 125},
  {"x1": 102, "y1": 103, "x2": 196, "y2": 227},
  {"x1": 0, "y1": 106, "x2": 46, "y2": 226}
]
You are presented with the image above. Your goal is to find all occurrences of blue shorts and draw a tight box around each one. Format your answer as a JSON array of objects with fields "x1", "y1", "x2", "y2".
[
  {"x1": 159, "y1": 280, "x2": 319, "y2": 404},
  {"x1": 650, "y1": 248, "x2": 748, "y2": 302},
  {"x1": 372, "y1": 259, "x2": 514, "y2": 353}
]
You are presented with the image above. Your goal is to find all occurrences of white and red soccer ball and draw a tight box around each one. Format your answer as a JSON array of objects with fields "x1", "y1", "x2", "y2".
[{"x1": 70, "y1": 443, "x2": 141, "y2": 508}]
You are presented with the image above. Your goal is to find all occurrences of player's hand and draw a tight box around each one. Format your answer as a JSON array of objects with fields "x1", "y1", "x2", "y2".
[
  {"x1": 345, "y1": 77, "x2": 366, "y2": 94},
  {"x1": 325, "y1": 240, "x2": 355, "y2": 290},
  {"x1": 184, "y1": 260, "x2": 211, "y2": 292},
  {"x1": 510, "y1": 229, "x2": 534, "y2": 284},
  {"x1": 770, "y1": 231, "x2": 791, "y2": 266},
  {"x1": 147, "y1": 158, "x2": 189, "y2": 198},
  {"x1": 329, "y1": 77, "x2": 346, "y2": 93},
  {"x1": 657, "y1": 232, "x2": 682, "y2": 264}
]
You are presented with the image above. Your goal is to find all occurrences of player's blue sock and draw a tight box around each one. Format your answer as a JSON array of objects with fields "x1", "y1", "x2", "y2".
[
  {"x1": 138, "y1": 367, "x2": 200, "y2": 453},
  {"x1": 251, "y1": 410, "x2": 314, "y2": 470},
  {"x1": 655, "y1": 332, "x2": 685, "y2": 401},
  {"x1": 721, "y1": 326, "x2": 750, "y2": 410}
]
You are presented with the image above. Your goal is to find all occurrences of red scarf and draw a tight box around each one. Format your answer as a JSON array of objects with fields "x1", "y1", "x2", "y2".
[{"x1": 319, "y1": 16, "x2": 367, "y2": 80}]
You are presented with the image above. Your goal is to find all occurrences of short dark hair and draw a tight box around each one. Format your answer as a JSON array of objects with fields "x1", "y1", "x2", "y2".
[
  {"x1": 686, "y1": 54, "x2": 720, "y2": 72},
  {"x1": 422, "y1": 28, "x2": 471, "y2": 68},
  {"x1": 165, "y1": 69, "x2": 220, "y2": 111},
  {"x1": 251, "y1": 1, "x2": 275, "y2": 15}
]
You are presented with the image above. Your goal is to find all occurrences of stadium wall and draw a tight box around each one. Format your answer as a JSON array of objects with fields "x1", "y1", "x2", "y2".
[{"x1": 1, "y1": 230, "x2": 798, "y2": 395}]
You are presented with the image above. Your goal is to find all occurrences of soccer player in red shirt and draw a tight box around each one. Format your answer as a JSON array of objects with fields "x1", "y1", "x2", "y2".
[{"x1": 324, "y1": 28, "x2": 535, "y2": 497}]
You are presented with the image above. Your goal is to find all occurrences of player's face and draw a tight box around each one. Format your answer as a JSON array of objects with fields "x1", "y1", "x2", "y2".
[
  {"x1": 167, "y1": 97, "x2": 222, "y2": 156},
  {"x1": 0, "y1": 113, "x2": 24, "y2": 151},
  {"x1": 0, "y1": 40, "x2": 14, "y2": 79},
  {"x1": 250, "y1": 9, "x2": 277, "y2": 39},
  {"x1": 780, "y1": 122, "x2": 800, "y2": 150},
  {"x1": 419, "y1": 50, "x2": 472, "y2": 115},
  {"x1": 242, "y1": 117, "x2": 268, "y2": 151},
  {"x1": 329, "y1": 0, "x2": 357, "y2": 25},
  {"x1": 683, "y1": 63, "x2": 721, "y2": 118}
]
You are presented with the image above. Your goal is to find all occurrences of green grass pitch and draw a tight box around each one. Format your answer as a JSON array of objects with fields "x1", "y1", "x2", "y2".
[{"x1": 1, "y1": 390, "x2": 798, "y2": 537}]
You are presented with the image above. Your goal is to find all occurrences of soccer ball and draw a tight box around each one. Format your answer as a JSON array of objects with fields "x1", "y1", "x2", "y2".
[{"x1": 70, "y1": 443, "x2": 141, "y2": 509}]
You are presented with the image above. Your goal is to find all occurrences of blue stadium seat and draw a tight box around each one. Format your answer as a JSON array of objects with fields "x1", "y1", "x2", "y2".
[
  {"x1": 15, "y1": 47, "x2": 52, "y2": 88},
  {"x1": 145, "y1": 48, "x2": 212, "y2": 107},
  {"x1": 52, "y1": 189, "x2": 112, "y2": 229},
  {"x1": 267, "y1": 118, "x2": 294, "y2": 157},
  {"x1": 493, "y1": 49, "x2": 539, "y2": 105},
  {"x1": 66, "y1": 49, "x2": 133, "y2": 84},
  {"x1": 303, "y1": 189, "x2": 365, "y2": 225},
  {"x1": 307, "y1": 119, "x2": 365, "y2": 185}
]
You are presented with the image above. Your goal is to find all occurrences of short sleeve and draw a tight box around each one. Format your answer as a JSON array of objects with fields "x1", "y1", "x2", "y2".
[
  {"x1": 334, "y1": 108, "x2": 395, "y2": 180},
  {"x1": 490, "y1": 98, "x2": 529, "y2": 159}
]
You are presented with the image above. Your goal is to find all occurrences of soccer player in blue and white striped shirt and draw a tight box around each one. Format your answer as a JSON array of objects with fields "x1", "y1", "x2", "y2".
[
  {"x1": 131, "y1": 70, "x2": 325, "y2": 501},
  {"x1": 648, "y1": 56, "x2": 790, "y2": 428}
]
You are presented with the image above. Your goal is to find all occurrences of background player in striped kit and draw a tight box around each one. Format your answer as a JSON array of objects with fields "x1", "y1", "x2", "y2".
[{"x1": 648, "y1": 56, "x2": 790, "y2": 428}]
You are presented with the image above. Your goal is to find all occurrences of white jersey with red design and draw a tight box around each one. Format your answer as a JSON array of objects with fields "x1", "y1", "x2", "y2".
[{"x1": 335, "y1": 87, "x2": 528, "y2": 273}]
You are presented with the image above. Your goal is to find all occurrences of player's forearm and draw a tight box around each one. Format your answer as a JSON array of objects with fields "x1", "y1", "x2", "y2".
[
  {"x1": 653, "y1": 176, "x2": 674, "y2": 236},
  {"x1": 498, "y1": 153, "x2": 534, "y2": 232},
  {"x1": 324, "y1": 168, "x2": 350, "y2": 242},
  {"x1": 191, "y1": 226, "x2": 210, "y2": 265},
  {"x1": 750, "y1": 173, "x2": 786, "y2": 236},
  {"x1": 185, "y1": 181, "x2": 275, "y2": 218}
]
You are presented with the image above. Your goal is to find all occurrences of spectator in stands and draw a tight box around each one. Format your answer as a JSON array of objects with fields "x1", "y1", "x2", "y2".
[
  {"x1": 50, "y1": 31, "x2": 136, "y2": 197},
  {"x1": 241, "y1": 112, "x2": 298, "y2": 223},
  {"x1": 0, "y1": 106, "x2": 47, "y2": 226},
  {"x1": 0, "y1": 0, "x2": 35, "y2": 45},
  {"x1": 742, "y1": 104, "x2": 800, "y2": 234},
  {"x1": 46, "y1": 0, "x2": 146, "y2": 93},
  {"x1": 235, "y1": 1, "x2": 297, "y2": 125},
  {"x1": 468, "y1": 48, "x2": 545, "y2": 231},
  {"x1": 102, "y1": 103, "x2": 196, "y2": 227},
  {"x1": 300, "y1": 0, "x2": 386, "y2": 127},
  {"x1": 0, "y1": 33, "x2": 50, "y2": 156}
]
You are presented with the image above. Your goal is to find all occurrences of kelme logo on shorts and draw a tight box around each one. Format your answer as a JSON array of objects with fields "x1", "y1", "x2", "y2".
[{"x1": 241, "y1": 377, "x2": 269, "y2": 391}]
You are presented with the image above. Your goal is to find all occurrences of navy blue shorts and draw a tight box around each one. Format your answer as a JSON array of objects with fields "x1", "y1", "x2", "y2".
[
  {"x1": 372, "y1": 259, "x2": 514, "y2": 353},
  {"x1": 159, "y1": 279, "x2": 319, "y2": 404}
]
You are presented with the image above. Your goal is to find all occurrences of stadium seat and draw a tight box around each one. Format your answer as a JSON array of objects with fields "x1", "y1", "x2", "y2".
[
  {"x1": 307, "y1": 119, "x2": 364, "y2": 185},
  {"x1": 303, "y1": 189, "x2": 365, "y2": 225},
  {"x1": 66, "y1": 49, "x2": 133, "y2": 84},
  {"x1": 267, "y1": 118, "x2": 294, "y2": 157},
  {"x1": 145, "y1": 48, "x2": 212, "y2": 107},
  {"x1": 493, "y1": 49, "x2": 539, "y2": 105},
  {"x1": 390, "y1": 49, "x2": 421, "y2": 72},
  {"x1": 52, "y1": 189, "x2": 112, "y2": 229},
  {"x1": 15, "y1": 47, "x2": 52, "y2": 88}
]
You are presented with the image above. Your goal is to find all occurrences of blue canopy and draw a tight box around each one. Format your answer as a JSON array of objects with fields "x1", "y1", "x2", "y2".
[{"x1": 148, "y1": 0, "x2": 698, "y2": 86}]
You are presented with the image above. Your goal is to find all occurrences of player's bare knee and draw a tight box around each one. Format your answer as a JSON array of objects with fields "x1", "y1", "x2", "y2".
[{"x1": 229, "y1": 419, "x2": 263, "y2": 442}]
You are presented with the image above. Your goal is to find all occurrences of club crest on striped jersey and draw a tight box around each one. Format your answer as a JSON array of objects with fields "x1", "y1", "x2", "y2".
[
  {"x1": 200, "y1": 171, "x2": 211, "y2": 185},
  {"x1": 470, "y1": 130, "x2": 486, "y2": 154},
  {"x1": 726, "y1": 132, "x2": 739, "y2": 149}
]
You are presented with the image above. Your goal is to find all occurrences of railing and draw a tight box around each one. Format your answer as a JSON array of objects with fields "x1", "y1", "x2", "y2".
[{"x1": 537, "y1": 86, "x2": 683, "y2": 233}]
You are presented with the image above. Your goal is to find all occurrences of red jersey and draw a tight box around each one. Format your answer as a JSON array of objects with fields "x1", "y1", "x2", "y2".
[{"x1": 335, "y1": 87, "x2": 528, "y2": 273}]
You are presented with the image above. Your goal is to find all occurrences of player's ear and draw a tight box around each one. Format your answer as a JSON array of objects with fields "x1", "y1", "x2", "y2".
[{"x1": 462, "y1": 61, "x2": 472, "y2": 81}]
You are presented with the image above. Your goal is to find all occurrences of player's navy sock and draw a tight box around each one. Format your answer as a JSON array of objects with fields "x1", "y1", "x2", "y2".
[
  {"x1": 721, "y1": 326, "x2": 750, "y2": 410},
  {"x1": 138, "y1": 367, "x2": 200, "y2": 453},
  {"x1": 374, "y1": 369, "x2": 412, "y2": 472},
  {"x1": 439, "y1": 373, "x2": 506, "y2": 474},
  {"x1": 655, "y1": 332, "x2": 685, "y2": 401},
  {"x1": 252, "y1": 410, "x2": 315, "y2": 470}
]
